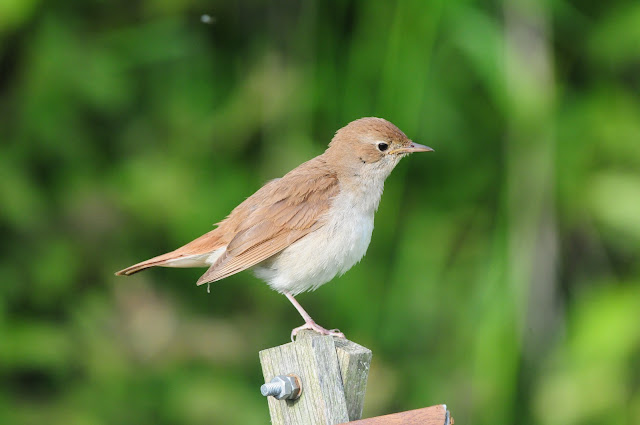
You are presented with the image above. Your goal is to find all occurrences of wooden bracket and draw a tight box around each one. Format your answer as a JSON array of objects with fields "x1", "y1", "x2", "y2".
[{"x1": 343, "y1": 404, "x2": 453, "y2": 425}]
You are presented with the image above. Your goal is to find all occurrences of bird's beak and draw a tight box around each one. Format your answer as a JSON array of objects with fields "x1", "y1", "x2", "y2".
[{"x1": 389, "y1": 142, "x2": 434, "y2": 155}]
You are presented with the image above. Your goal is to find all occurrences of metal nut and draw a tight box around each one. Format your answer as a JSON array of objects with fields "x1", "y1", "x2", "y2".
[{"x1": 260, "y1": 374, "x2": 302, "y2": 400}]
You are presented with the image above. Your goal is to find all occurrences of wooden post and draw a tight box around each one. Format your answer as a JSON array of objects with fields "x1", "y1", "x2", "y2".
[
  {"x1": 259, "y1": 330, "x2": 453, "y2": 425},
  {"x1": 259, "y1": 330, "x2": 372, "y2": 425}
]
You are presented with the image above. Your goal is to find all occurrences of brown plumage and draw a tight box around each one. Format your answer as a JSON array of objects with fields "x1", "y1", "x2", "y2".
[
  {"x1": 116, "y1": 117, "x2": 433, "y2": 339},
  {"x1": 115, "y1": 155, "x2": 339, "y2": 279}
]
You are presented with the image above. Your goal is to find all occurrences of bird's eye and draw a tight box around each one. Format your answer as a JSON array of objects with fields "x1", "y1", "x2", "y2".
[{"x1": 377, "y1": 142, "x2": 389, "y2": 152}]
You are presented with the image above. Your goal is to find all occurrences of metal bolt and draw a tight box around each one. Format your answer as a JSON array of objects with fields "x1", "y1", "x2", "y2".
[{"x1": 260, "y1": 374, "x2": 302, "y2": 400}]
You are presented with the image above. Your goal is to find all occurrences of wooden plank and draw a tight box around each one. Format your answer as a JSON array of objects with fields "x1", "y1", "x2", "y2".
[
  {"x1": 259, "y1": 331, "x2": 350, "y2": 425},
  {"x1": 341, "y1": 405, "x2": 452, "y2": 425},
  {"x1": 333, "y1": 338, "x2": 372, "y2": 421}
]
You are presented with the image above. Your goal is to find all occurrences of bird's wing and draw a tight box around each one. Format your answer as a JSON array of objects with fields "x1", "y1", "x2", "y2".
[{"x1": 196, "y1": 157, "x2": 338, "y2": 285}]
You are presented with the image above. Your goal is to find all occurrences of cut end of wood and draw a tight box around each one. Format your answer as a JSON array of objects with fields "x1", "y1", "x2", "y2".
[{"x1": 293, "y1": 329, "x2": 342, "y2": 341}]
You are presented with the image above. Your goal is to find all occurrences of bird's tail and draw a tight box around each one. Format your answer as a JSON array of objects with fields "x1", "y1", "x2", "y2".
[
  {"x1": 115, "y1": 249, "x2": 208, "y2": 276},
  {"x1": 115, "y1": 229, "x2": 226, "y2": 277},
  {"x1": 115, "y1": 255, "x2": 174, "y2": 276}
]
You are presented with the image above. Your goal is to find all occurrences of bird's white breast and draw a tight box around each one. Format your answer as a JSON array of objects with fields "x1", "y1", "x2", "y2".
[{"x1": 253, "y1": 179, "x2": 384, "y2": 295}]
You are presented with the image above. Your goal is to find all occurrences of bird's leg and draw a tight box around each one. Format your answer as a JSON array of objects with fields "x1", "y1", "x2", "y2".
[{"x1": 283, "y1": 291, "x2": 345, "y2": 341}]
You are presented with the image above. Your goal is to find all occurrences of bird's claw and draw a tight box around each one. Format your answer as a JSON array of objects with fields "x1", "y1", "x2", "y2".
[{"x1": 290, "y1": 321, "x2": 346, "y2": 341}]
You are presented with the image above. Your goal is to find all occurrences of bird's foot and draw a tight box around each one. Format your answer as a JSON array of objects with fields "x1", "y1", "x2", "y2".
[{"x1": 290, "y1": 321, "x2": 345, "y2": 341}]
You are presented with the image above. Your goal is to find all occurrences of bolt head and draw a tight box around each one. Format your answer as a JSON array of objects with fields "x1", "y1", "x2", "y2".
[{"x1": 269, "y1": 375, "x2": 302, "y2": 400}]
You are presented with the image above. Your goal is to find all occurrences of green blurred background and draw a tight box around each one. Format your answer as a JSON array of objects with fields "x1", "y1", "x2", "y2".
[{"x1": 1, "y1": 0, "x2": 639, "y2": 424}]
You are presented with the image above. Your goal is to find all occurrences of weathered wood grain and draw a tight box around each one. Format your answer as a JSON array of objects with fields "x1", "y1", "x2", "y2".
[
  {"x1": 333, "y1": 338, "x2": 372, "y2": 421},
  {"x1": 259, "y1": 331, "x2": 372, "y2": 425},
  {"x1": 260, "y1": 332, "x2": 348, "y2": 425}
]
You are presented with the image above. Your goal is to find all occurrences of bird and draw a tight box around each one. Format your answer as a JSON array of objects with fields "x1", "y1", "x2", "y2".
[{"x1": 116, "y1": 117, "x2": 433, "y2": 339}]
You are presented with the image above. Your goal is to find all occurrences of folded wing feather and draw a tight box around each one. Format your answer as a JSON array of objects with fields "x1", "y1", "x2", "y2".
[{"x1": 195, "y1": 156, "x2": 339, "y2": 285}]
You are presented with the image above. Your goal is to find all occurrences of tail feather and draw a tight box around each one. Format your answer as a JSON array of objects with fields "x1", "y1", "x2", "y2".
[
  {"x1": 115, "y1": 260, "x2": 164, "y2": 276},
  {"x1": 114, "y1": 246, "x2": 208, "y2": 276},
  {"x1": 115, "y1": 253, "x2": 178, "y2": 276},
  {"x1": 115, "y1": 229, "x2": 227, "y2": 277}
]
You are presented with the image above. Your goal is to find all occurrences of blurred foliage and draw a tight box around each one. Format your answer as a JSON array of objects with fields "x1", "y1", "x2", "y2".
[{"x1": 1, "y1": 0, "x2": 639, "y2": 424}]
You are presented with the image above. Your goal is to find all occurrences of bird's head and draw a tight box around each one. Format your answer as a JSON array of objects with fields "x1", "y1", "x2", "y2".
[{"x1": 326, "y1": 117, "x2": 433, "y2": 180}]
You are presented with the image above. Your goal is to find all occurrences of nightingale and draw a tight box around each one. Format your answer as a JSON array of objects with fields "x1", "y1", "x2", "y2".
[{"x1": 116, "y1": 117, "x2": 433, "y2": 339}]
